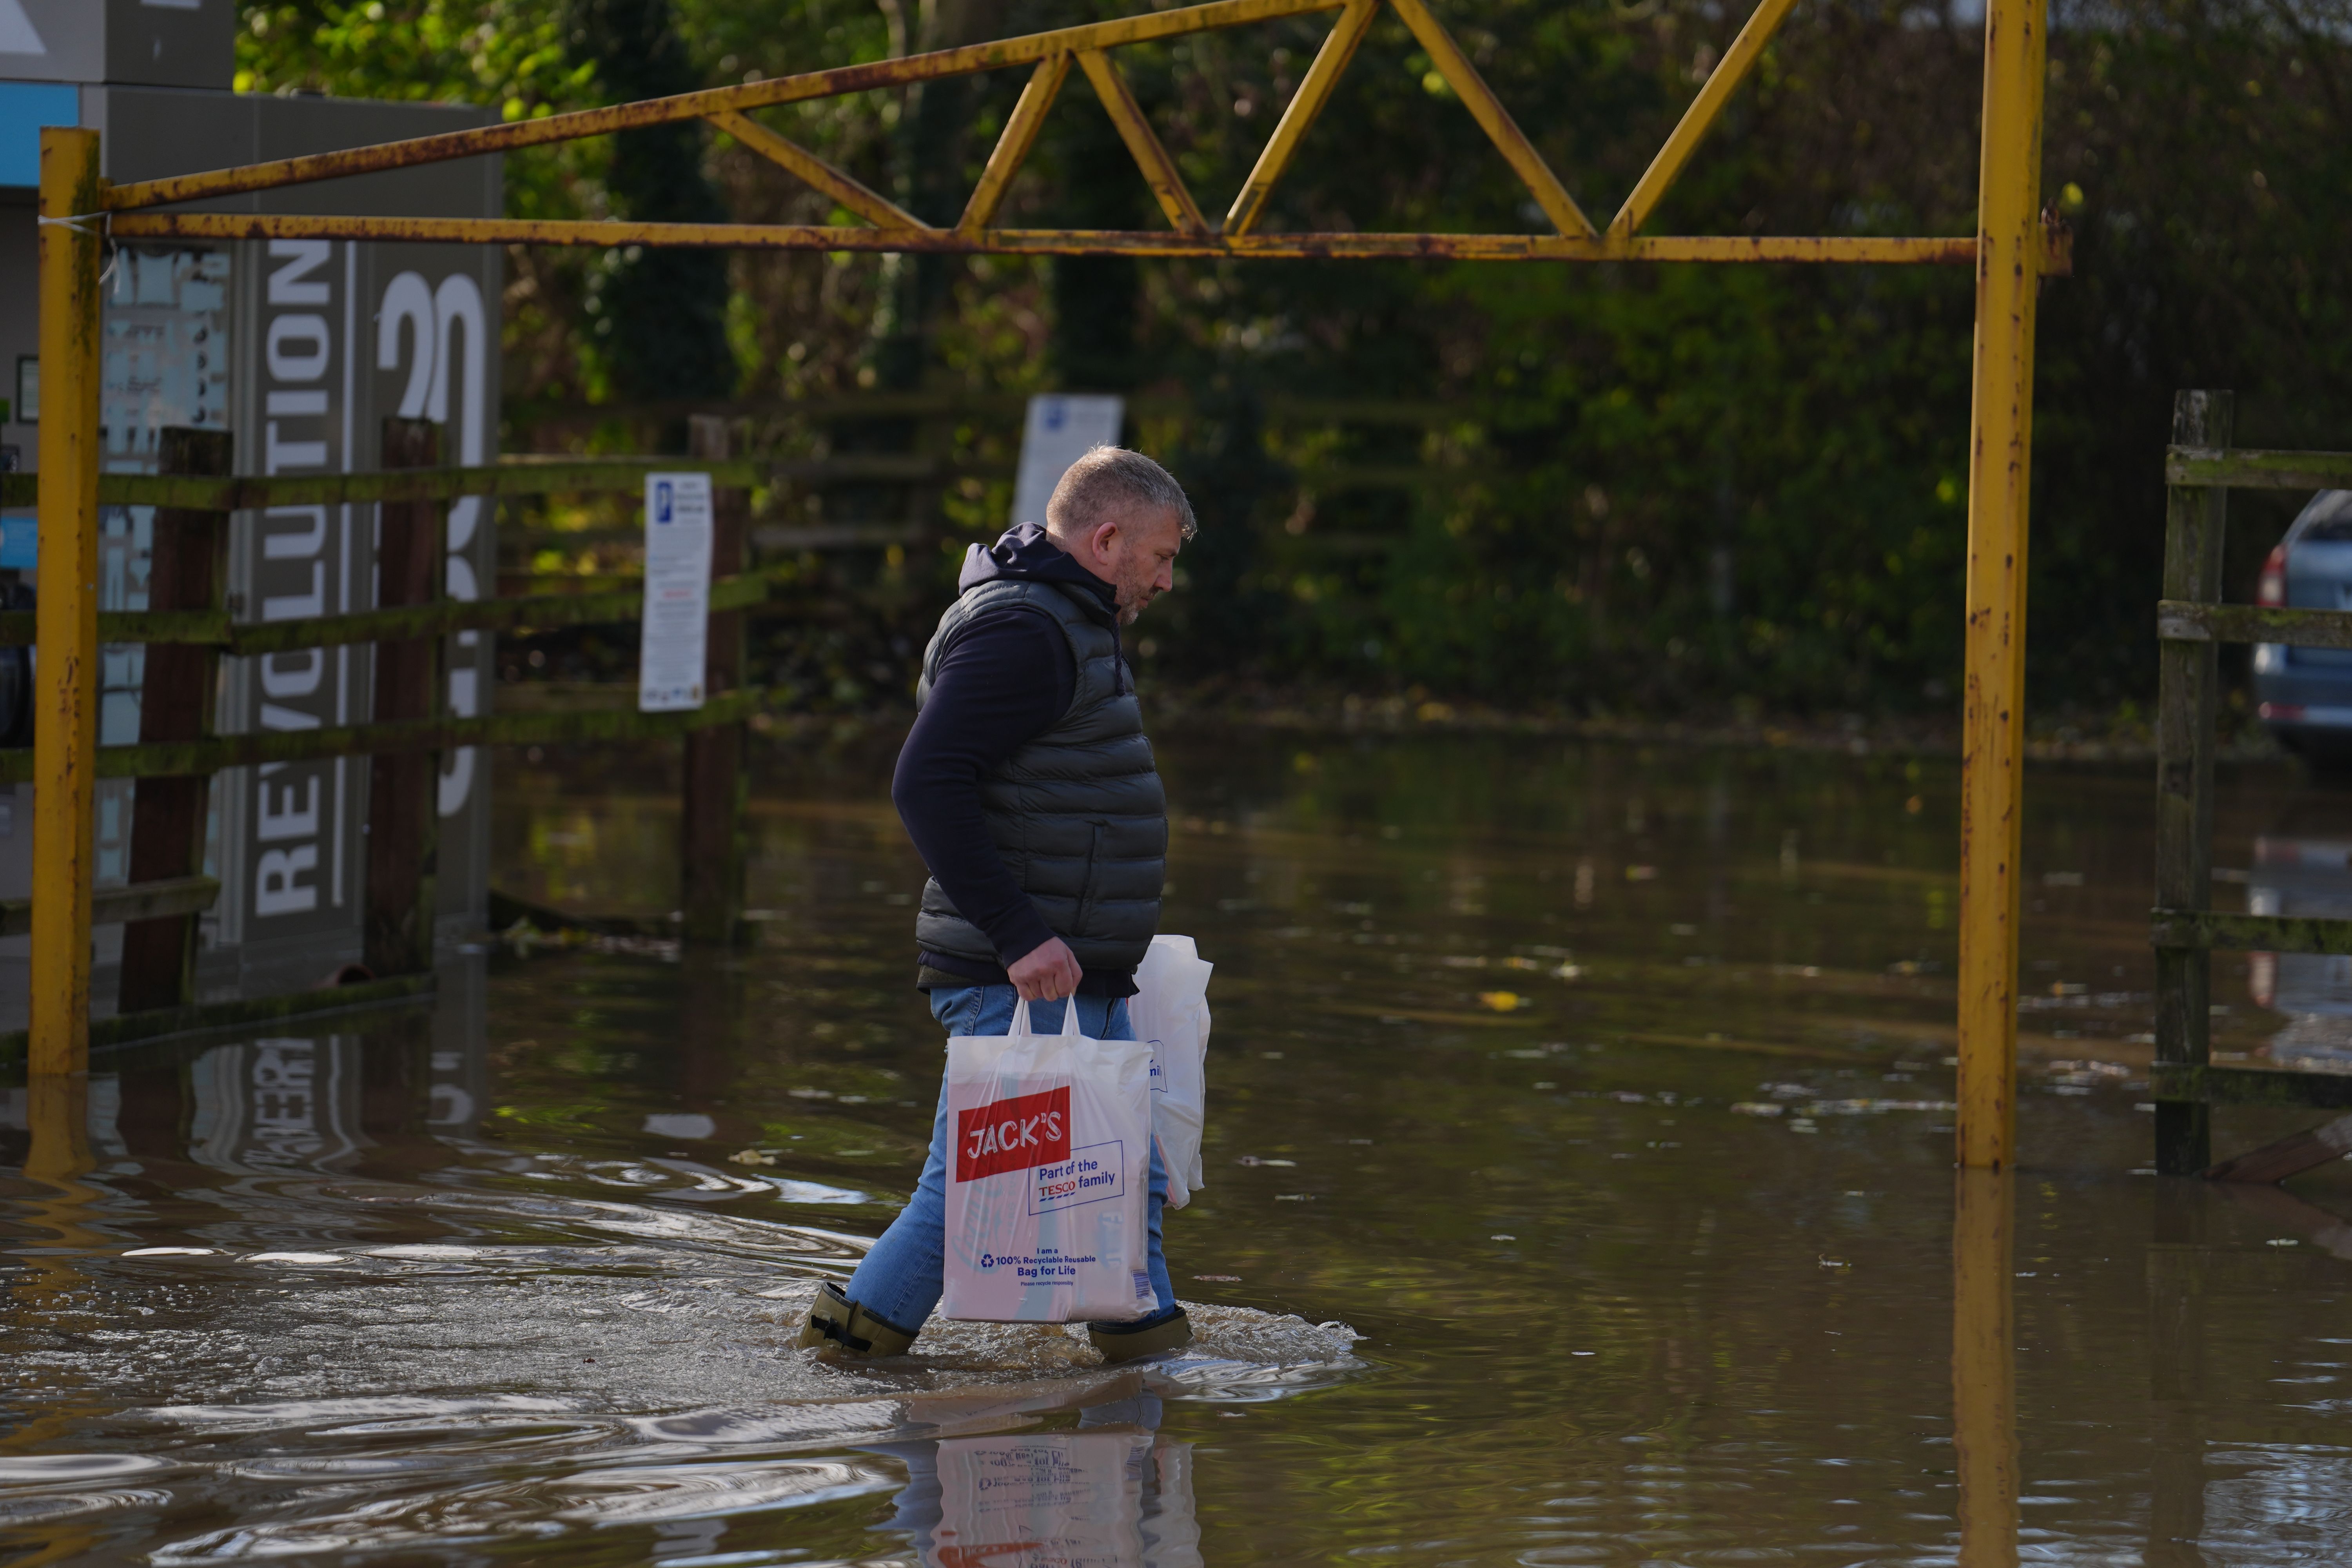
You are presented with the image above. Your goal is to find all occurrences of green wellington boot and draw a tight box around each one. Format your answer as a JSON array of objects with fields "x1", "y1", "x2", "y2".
[
  {"x1": 1087, "y1": 1307, "x2": 1192, "y2": 1363},
  {"x1": 799, "y1": 1281, "x2": 916, "y2": 1357}
]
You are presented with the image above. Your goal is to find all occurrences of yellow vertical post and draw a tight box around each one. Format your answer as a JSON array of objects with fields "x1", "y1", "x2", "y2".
[
  {"x1": 1955, "y1": 0, "x2": 2047, "y2": 1171},
  {"x1": 30, "y1": 127, "x2": 103, "y2": 1079}
]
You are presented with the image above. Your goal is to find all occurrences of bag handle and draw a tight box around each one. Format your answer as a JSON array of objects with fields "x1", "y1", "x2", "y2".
[{"x1": 1007, "y1": 995, "x2": 1086, "y2": 1038}]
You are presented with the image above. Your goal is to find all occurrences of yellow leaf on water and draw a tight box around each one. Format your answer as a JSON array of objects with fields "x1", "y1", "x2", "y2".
[{"x1": 1477, "y1": 991, "x2": 1526, "y2": 1013}]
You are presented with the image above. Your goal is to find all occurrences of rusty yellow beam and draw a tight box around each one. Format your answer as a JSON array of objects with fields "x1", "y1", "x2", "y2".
[
  {"x1": 1608, "y1": 0, "x2": 1804, "y2": 239},
  {"x1": 1386, "y1": 0, "x2": 1592, "y2": 238},
  {"x1": 960, "y1": 54, "x2": 1071, "y2": 233},
  {"x1": 31, "y1": 128, "x2": 102, "y2": 1080},
  {"x1": 112, "y1": 211, "x2": 2004, "y2": 263},
  {"x1": 1077, "y1": 49, "x2": 1209, "y2": 235},
  {"x1": 1225, "y1": 0, "x2": 1377, "y2": 238},
  {"x1": 706, "y1": 109, "x2": 922, "y2": 229},
  {"x1": 104, "y1": 0, "x2": 1342, "y2": 213}
]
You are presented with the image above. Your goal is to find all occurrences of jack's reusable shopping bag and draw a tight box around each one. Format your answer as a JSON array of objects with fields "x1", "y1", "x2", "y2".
[
  {"x1": 940, "y1": 998, "x2": 1155, "y2": 1323},
  {"x1": 1127, "y1": 935, "x2": 1213, "y2": 1209}
]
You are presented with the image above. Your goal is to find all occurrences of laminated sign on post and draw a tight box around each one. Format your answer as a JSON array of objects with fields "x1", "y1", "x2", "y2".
[
  {"x1": 639, "y1": 472, "x2": 713, "y2": 713},
  {"x1": 1010, "y1": 394, "x2": 1124, "y2": 528}
]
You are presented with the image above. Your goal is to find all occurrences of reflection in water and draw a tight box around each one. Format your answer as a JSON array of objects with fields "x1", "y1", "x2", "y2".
[
  {"x1": 867, "y1": 1389, "x2": 1200, "y2": 1567},
  {"x1": 14, "y1": 734, "x2": 2352, "y2": 1560},
  {"x1": 1953, "y1": 1169, "x2": 2017, "y2": 1568},
  {"x1": 2250, "y1": 830, "x2": 2352, "y2": 1068}
]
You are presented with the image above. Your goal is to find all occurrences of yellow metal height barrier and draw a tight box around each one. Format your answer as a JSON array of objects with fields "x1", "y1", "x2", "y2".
[{"x1": 40, "y1": 0, "x2": 2052, "y2": 1169}]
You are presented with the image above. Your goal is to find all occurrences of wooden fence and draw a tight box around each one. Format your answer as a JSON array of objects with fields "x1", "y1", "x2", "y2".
[
  {"x1": 2150, "y1": 387, "x2": 2352, "y2": 1178},
  {"x1": 0, "y1": 416, "x2": 764, "y2": 1054}
]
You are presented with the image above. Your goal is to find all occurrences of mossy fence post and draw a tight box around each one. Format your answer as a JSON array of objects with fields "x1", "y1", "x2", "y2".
[
  {"x1": 2153, "y1": 389, "x2": 2230, "y2": 1176},
  {"x1": 364, "y1": 417, "x2": 444, "y2": 977},
  {"x1": 118, "y1": 426, "x2": 232, "y2": 1013},
  {"x1": 681, "y1": 414, "x2": 748, "y2": 944}
]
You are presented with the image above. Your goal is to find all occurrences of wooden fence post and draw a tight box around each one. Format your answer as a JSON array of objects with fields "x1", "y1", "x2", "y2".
[
  {"x1": 364, "y1": 417, "x2": 442, "y2": 976},
  {"x1": 118, "y1": 427, "x2": 232, "y2": 1014},
  {"x1": 681, "y1": 414, "x2": 747, "y2": 945},
  {"x1": 2152, "y1": 389, "x2": 2231, "y2": 1176}
]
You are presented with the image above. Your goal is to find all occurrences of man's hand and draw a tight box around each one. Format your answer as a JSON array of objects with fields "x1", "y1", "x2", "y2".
[{"x1": 1008, "y1": 936, "x2": 1083, "y2": 1002}]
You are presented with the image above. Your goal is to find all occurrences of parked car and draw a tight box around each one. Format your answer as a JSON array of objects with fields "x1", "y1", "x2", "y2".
[
  {"x1": 2254, "y1": 490, "x2": 2352, "y2": 756},
  {"x1": 2247, "y1": 828, "x2": 2352, "y2": 1069}
]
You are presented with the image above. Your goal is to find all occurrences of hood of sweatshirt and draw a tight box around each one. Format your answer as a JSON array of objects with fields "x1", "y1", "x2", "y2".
[{"x1": 958, "y1": 524, "x2": 1119, "y2": 624}]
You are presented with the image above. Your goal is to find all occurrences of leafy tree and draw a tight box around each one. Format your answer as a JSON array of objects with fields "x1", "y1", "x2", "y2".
[
  {"x1": 240, "y1": 0, "x2": 2352, "y2": 715},
  {"x1": 564, "y1": 0, "x2": 738, "y2": 407}
]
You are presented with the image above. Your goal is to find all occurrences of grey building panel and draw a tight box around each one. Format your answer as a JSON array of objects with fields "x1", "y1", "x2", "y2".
[
  {"x1": 87, "y1": 87, "x2": 497, "y2": 218},
  {"x1": 105, "y1": 0, "x2": 234, "y2": 89},
  {"x1": 0, "y1": 0, "x2": 236, "y2": 89},
  {"x1": 258, "y1": 97, "x2": 502, "y2": 220},
  {"x1": 0, "y1": 78, "x2": 503, "y2": 1024},
  {"x1": 0, "y1": 0, "x2": 106, "y2": 84}
]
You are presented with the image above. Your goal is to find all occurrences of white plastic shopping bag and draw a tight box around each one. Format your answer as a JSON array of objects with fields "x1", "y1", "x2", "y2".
[
  {"x1": 1128, "y1": 935, "x2": 1212, "y2": 1208},
  {"x1": 941, "y1": 998, "x2": 1155, "y2": 1323}
]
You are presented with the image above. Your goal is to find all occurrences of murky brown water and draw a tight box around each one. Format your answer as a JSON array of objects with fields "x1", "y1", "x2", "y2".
[{"x1": 8, "y1": 727, "x2": 2352, "y2": 1564}]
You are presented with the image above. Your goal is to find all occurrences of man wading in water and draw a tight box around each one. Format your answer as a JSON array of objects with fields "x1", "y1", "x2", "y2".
[{"x1": 801, "y1": 445, "x2": 1196, "y2": 1363}]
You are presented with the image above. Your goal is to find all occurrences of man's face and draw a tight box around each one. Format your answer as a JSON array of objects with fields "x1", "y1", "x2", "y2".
[{"x1": 1079, "y1": 508, "x2": 1186, "y2": 625}]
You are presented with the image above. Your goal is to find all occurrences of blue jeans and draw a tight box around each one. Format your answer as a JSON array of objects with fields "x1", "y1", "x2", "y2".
[{"x1": 845, "y1": 987, "x2": 1178, "y2": 1337}]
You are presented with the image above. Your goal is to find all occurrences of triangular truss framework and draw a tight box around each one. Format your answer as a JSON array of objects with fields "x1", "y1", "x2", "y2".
[{"x1": 102, "y1": 0, "x2": 2065, "y2": 270}]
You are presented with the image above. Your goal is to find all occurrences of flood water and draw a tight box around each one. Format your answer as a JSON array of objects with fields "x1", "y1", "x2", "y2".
[{"x1": 9, "y1": 726, "x2": 2352, "y2": 1564}]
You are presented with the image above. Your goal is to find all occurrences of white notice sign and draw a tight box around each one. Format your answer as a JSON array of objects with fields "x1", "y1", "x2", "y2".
[
  {"x1": 1010, "y1": 394, "x2": 1125, "y2": 528},
  {"x1": 639, "y1": 472, "x2": 713, "y2": 713}
]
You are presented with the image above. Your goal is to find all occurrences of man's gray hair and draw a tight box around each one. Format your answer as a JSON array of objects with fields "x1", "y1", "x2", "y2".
[{"x1": 1045, "y1": 445, "x2": 1198, "y2": 541}]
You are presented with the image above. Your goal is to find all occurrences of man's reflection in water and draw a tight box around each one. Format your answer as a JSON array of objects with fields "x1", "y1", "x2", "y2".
[{"x1": 866, "y1": 1390, "x2": 1203, "y2": 1568}]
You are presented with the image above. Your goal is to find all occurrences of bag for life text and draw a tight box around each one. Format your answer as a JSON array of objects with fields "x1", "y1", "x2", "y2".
[
  {"x1": 941, "y1": 998, "x2": 1155, "y2": 1323},
  {"x1": 1127, "y1": 935, "x2": 1213, "y2": 1209}
]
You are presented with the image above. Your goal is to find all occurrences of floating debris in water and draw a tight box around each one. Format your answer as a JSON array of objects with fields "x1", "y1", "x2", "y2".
[
  {"x1": 1731, "y1": 1102, "x2": 1785, "y2": 1117},
  {"x1": 1818, "y1": 1257, "x2": 1851, "y2": 1269},
  {"x1": 728, "y1": 1150, "x2": 780, "y2": 1167},
  {"x1": 1194, "y1": 1274, "x2": 1243, "y2": 1282},
  {"x1": 1477, "y1": 991, "x2": 1530, "y2": 1012},
  {"x1": 1236, "y1": 1156, "x2": 1296, "y2": 1167},
  {"x1": 1274, "y1": 1194, "x2": 1317, "y2": 1201},
  {"x1": 2043, "y1": 1060, "x2": 2133, "y2": 1085}
]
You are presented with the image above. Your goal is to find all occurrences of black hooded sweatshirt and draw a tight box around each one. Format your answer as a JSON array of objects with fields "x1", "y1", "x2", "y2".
[{"x1": 891, "y1": 524, "x2": 1138, "y2": 996}]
